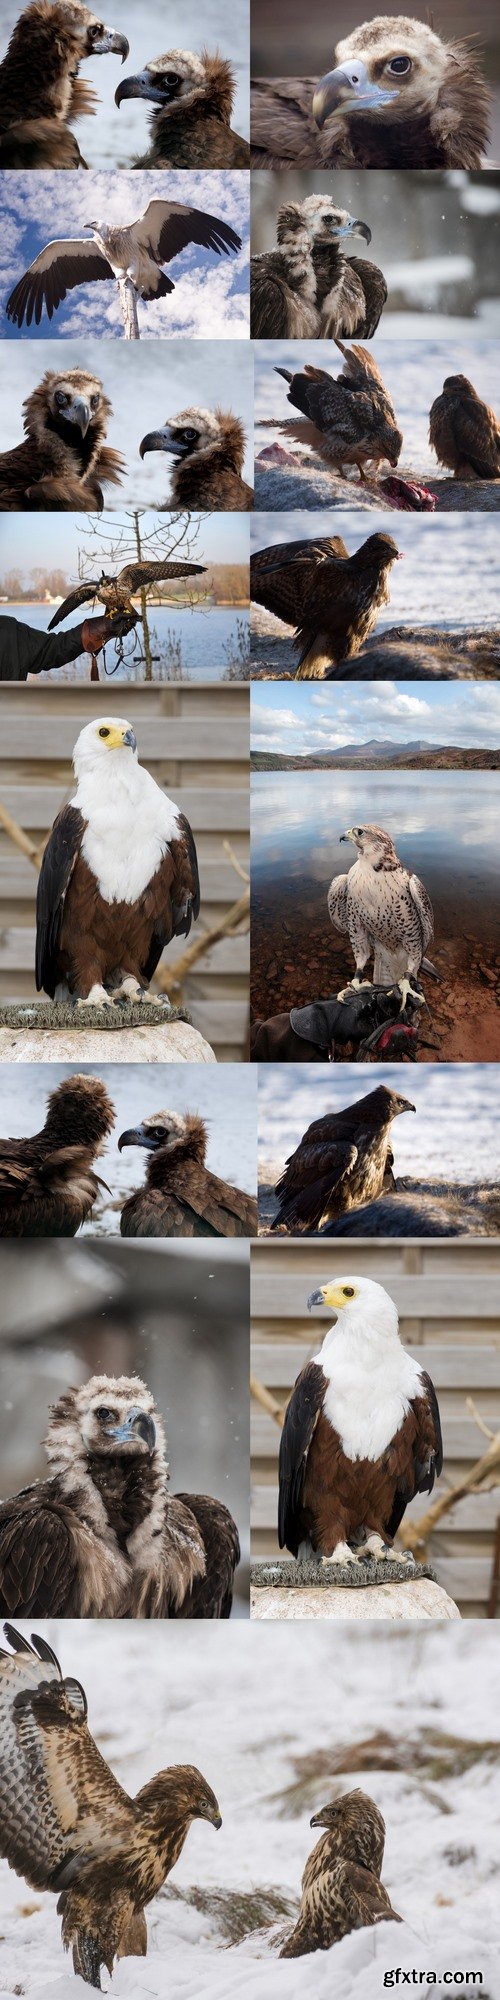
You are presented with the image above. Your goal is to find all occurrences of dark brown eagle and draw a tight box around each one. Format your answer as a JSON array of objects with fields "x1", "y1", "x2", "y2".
[
  {"x1": 251, "y1": 198, "x2": 386, "y2": 341},
  {"x1": 278, "y1": 1275, "x2": 442, "y2": 1565},
  {"x1": 115, "y1": 47, "x2": 250, "y2": 166},
  {"x1": 47, "y1": 558, "x2": 205, "y2": 629},
  {"x1": 293, "y1": 531, "x2": 401, "y2": 678},
  {"x1": 275, "y1": 340, "x2": 402, "y2": 481},
  {"x1": 6, "y1": 200, "x2": 241, "y2": 329},
  {"x1": 0, "y1": 0, "x2": 129, "y2": 167},
  {"x1": 429, "y1": 375, "x2": 500, "y2": 482},
  {"x1": 251, "y1": 18, "x2": 491, "y2": 170},
  {"x1": 140, "y1": 406, "x2": 254, "y2": 511},
  {"x1": 271, "y1": 1083, "x2": 415, "y2": 1234},
  {"x1": 251, "y1": 534, "x2": 349, "y2": 627},
  {"x1": 0, "y1": 1073, "x2": 114, "y2": 1236},
  {"x1": 118, "y1": 1109, "x2": 257, "y2": 1238},
  {"x1": 0, "y1": 368, "x2": 124, "y2": 513},
  {"x1": 0, "y1": 1372, "x2": 240, "y2": 1619},
  {"x1": 280, "y1": 1790, "x2": 401, "y2": 1955},
  {"x1": 0, "y1": 1623, "x2": 222, "y2": 1988}
]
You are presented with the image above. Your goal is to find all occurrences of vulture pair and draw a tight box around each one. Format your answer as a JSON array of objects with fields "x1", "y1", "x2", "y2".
[
  {"x1": 251, "y1": 529, "x2": 401, "y2": 677},
  {"x1": 139, "y1": 407, "x2": 254, "y2": 511},
  {"x1": 271, "y1": 1083, "x2": 415, "y2": 1234},
  {"x1": 281, "y1": 1791, "x2": 401, "y2": 1956},
  {"x1": 0, "y1": 368, "x2": 123, "y2": 513},
  {"x1": 251, "y1": 198, "x2": 387, "y2": 342},
  {"x1": 0, "y1": 0, "x2": 128, "y2": 167},
  {"x1": 274, "y1": 341, "x2": 403, "y2": 484},
  {"x1": 5, "y1": 198, "x2": 242, "y2": 335},
  {"x1": 116, "y1": 47, "x2": 249, "y2": 167}
]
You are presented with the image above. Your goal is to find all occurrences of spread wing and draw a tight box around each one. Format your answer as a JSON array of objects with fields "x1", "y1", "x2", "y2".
[
  {"x1": 136, "y1": 200, "x2": 241, "y2": 265},
  {"x1": 0, "y1": 1493, "x2": 78, "y2": 1617},
  {"x1": 335, "y1": 338, "x2": 394, "y2": 409},
  {"x1": 273, "y1": 1136, "x2": 358, "y2": 1232},
  {"x1": 140, "y1": 813, "x2": 200, "y2": 983},
  {"x1": 278, "y1": 1361, "x2": 326, "y2": 1552},
  {"x1": 35, "y1": 806, "x2": 85, "y2": 998},
  {"x1": 327, "y1": 874, "x2": 350, "y2": 934},
  {"x1": 6, "y1": 241, "x2": 114, "y2": 329},
  {"x1": 117, "y1": 560, "x2": 205, "y2": 592},
  {"x1": 173, "y1": 1496, "x2": 240, "y2": 1618},
  {"x1": 0, "y1": 1628, "x2": 134, "y2": 1893},
  {"x1": 408, "y1": 873, "x2": 434, "y2": 952},
  {"x1": 48, "y1": 581, "x2": 101, "y2": 629},
  {"x1": 384, "y1": 1370, "x2": 443, "y2": 1541}
]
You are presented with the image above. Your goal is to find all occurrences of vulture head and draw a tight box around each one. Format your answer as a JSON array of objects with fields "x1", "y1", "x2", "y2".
[
  {"x1": 45, "y1": 1374, "x2": 164, "y2": 1473},
  {"x1": 140, "y1": 405, "x2": 245, "y2": 472},
  {"x1": 309, "y1": 1789, "x2": 386, "y2": 1869},
  {"x1": 115, "y1": 46, "x2": 233, "y2": 116},
  {"x1": 339, "y1": 822, "x2": 400, "y2": 869},
  {"x1": 312, "y1": 15, "x2": 490, "y2": 153},
  {"x1": 43, "y1": 1072, "x2": 115, "y2": 1152},
  {"x1": 23, "y1": 368, "x2": 111, "y2": 452},
  {"x1": 64, "y1": 1, "x2": 129, "y2": 61},
  {"x1": 118, "y1": 1109, "x2": 207, "y2": 1160},
  {"x1": 72, "y1": 715, "x2": 138, "y2": 778},
  {"x1": 278, "y1": 197, "x2": 371, "y2": 249}
]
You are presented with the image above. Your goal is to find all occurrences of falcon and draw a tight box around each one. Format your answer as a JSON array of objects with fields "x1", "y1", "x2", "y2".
[
  {"x1": 6, "y1": 200, "x2": 241, "y2": 328},
  {"x1": 328, "y1": 822, "x2": 434, "y2": 1008},
  {"x1": 429, "y1": 374, "x2": 500, "y2": 482},
  {"x1": 251, "y1": 18, "x2": 491, "y2": 170},
  {"x1": 118, "y1": 1109, "x2": 258, "y2": 1237},
  {"x1": 271, "y1": 1083, "x2": 415, "y2": 1234},
  {"x1": 275, "y1": 340, "x2": 403, "y2": 481},
  {"x1": 47, "y1": 556, "x2": 205, "y2": 629},
  {"x1": 280, "y1": 1790, "x2": 401, "y2": 1955}
]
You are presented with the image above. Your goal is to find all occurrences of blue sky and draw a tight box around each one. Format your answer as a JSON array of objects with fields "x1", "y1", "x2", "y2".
[
  {"x1": 0, "y1": 509, "x2": 249, "y2": 575},
  {"x1": 250, "y1": 682, "x2": 500, "y2": 753}
]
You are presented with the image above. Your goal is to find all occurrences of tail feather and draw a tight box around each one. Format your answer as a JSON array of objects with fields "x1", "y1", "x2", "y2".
[{"x1": 73, "y1": 1932, "x2": 103, "y2": 1990}]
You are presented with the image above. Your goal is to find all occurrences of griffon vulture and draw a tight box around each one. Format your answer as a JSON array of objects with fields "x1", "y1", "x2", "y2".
[
  {"x1": 271, "y1": 1083, "x2": 415, "y2": 1233},
  {"x1": 0, "y1": 1373, "x2": 240, "y2": 1619},
  {"x1": 429, "y1": 374, "x2": 500, "y2": 482},
  {"x1": 293, "y1": 531, "x2": 401, "y2": 678},
  {"x1": 0, "y1": 1624, "x2": 222, "y2": 1988},
  {"x1": 329, "y1": 822, "x2": 434, "y2": 1008},
  {"x1": 140, "y1": 406, "x2": 254, "y2": 511},
  {"x1": 251, "y1": 198, "x2": 386, "y2": 341},
  {"x1": 280, "y1": 1791, "x2": 401, "y2": 1955},
  {"x1": 0, "y1": 0, "x2": 129, "y2": 168},
  {"x1": 6, "y1": 200, "x2": 242, "y2": 330},
  {"x1": 47, "y1": 557, "x2": 206, "y2": 629},
  {"x1": 0, "y1": 368, "x2": 124, "y2": 513},
  {"x1": 115, "y1": 47, "x2": 250, "y2": 167},
  {"x1": 251, "y1": 17, "x2": 491, "y2": 169},
  {"x1": 251, "y1": 535, "x2": 349, "y2": 627},
  {"x1": 275, "y1": 340, "x2": 402, "y2": 481},
  {"x1": 35, "y1": 716, "x2": 200, "y2": 1006},
  {"x1": 118, "y1": 1109, "x2": 258, "y2": 1238},
  {"x1": 0, "y1": 1074, "x2": 113, "y2": 1237}
]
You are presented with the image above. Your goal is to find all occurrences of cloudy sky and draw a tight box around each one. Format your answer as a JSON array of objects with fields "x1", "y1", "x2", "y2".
[
  {"x1": 0, "y1": 507, "x2": 249, "y2": 574},
  {"x1": 0, "y1": 173, "x2": 249, "y2": 342},
  {"x1": 250, "y1": 681, "x2": 500, "y2": 754}
]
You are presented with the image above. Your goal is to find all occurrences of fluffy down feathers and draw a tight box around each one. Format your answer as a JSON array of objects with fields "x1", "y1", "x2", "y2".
[
  {"x1": 429, "y1": 374, "x2": 500, "y2": 481},
  {"x1": 0, "y1": 1073, "x2": 114, "y2": 1237},
  {"x1": 275, "y1": 340, "x2": 402, "y2": 481},
  {"x1": 139, "y1": 406, "x2": 254, "y2": 511},
  {"x1": 251, "y1": 17, "x2": 491, "y2": 170},
  {"x1": 251, "y1": 198, "x2": 386, "y2": 341},
  {"x1": 280, "y1": 1791, "x2": 401, "y2": 1956},
  {"x1": 0, "y1": 0, "x2": 129, "y2": 168},
  {"x1": 118, "y1": 1111, "x2": 257, "y2": 1237},
  {"x1": 0, "y1": 369, "x2": 124, "y2": 514}
]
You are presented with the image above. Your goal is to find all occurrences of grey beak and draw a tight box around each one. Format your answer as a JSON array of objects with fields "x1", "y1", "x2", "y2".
[
  {"x1": 313, "y1": 61, "x2": 396, "y2": 127},
  {"x1": 70, "y1": 398, "x2": 90, "y2": 436},
  {"x1": 351, "y1": 217, "x2": 371, "y2": 245},
  {"x1": 115, "y1": 69, "x2": 162, "y2": 105},
  {"x1": 93, "y1": 29, "x2": 129, "y2": 60},
  {"x1": 139, "y1": 430, "x2": 167, "y2": 460},
  {"x1": 307, "y1": 1287, "x2": 327, "y2": 1311},
  {"x1": 313, "y1": 66, "x2": 356, "y2": 127},
  {"x1": 122, "y1": 727, "x2": 136, "y2": 749},
  {"x1": 118, "y1": 1124, "x2": 157, "y2": 1152}
]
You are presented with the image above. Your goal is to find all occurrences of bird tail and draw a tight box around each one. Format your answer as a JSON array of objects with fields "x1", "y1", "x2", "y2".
[
  {"x1": 72, "y1": 1932, "x2": 102, "y2": 1989},
  {"x1": 151, "y1": 272, "x2": 176, "y2": 299}
]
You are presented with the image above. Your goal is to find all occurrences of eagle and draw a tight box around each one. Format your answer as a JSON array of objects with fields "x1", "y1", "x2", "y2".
[
  {"x1": 0, "y1": 368, "x2": 124, "y2": 514},
  {"x1": 251, "y1": 18, "x2": 491, "y2": 170},
  {"x1": 293, "y1": 531, "x2": 401, "y2": 679},
  {"x1": 328, "y1": 822, "x2": 434, "y2": 1009},
  {"x1": 115, "y1": 47, "x2": 250, "y2": 167},
  {"x1": 251, "y1": 534, "x2": 349, "y2": 627},
  {"x1": 278, "y1": 1274, "x2": 443, "y2": 1566},
  {"x1": 139, "y1": 406, "x2": 254, "y2": 512},
  {"x1": 280, "y1": 1790, "x2": 401, "y2": 1956},
  {"x1": 47, "y1": 556, "x2": 206, "y2": 629},
  {"x1": 118, "y1": 1109, "x2": 258, "y2": 1238},
  {"x1": 0, "y1": 1372, "x2": 240, "y2": 1619},
  {"x1": 271, "y1": 1083, "x2": 415, "y2": 1234},
  {"x1": 0, "y1": 1623, "x2": 222, "y2": 1988},
  {"x1": 35, "y1": 715, "x2": 200, "y2": 1007},
  {"x1": 6, "y1": 199, "x2": 242, "y2": 329},
  {"x1": 251, "y1": 198, "x2": 386, "y2": 342},
  {"x1": 275, "y1": 341, "x2": 402, "y2": 482},
  {"x1": 0, "y1": 1073, "x2": 113, "y2": 1237},
  {"x1": 0, "y1": 0, "x2": 129, "y2": 168},
  {"x1": 429, "y1": 375, "x2": 500, "y2": 483}
]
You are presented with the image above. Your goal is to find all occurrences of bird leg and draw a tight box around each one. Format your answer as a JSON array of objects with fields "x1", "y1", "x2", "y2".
[
  {"x1": 110, "y1": 975, "x2": 169, "y2": 1008},
  {"x1": 322, "y1": 1541, "x2": 362, "y2": 1567},
  {"x1": 358, "y1": 1533, "x2": 415, "y2": 1567},
  {"x1": 397, "y1": 976, "x2": 425, "y2": 1014},
  {"x1": 337, "y1": 966, "x2": 373, "y2": 1003},
  {"x1": 74, "y1": 984, "x2": 117, "y2": 1010}
]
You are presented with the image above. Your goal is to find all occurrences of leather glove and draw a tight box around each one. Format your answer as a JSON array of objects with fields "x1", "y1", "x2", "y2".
[{"x1": 81, "y1": 610, "x2": 139, "y2": 652}]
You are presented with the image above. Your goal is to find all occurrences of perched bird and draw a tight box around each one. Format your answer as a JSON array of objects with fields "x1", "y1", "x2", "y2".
[
  {"x1": 140, "y1": 406, "x2": 254, "y2": 511},
  {"x1": 35, "y1": 716, "x2": 200, "y2": 1007},
  {"x1": 47, "y1": 557, "x2": 205, "y2": 629},
  {"x1": 0, "y1": 0, "x2": 129, "y2": 168},
  {"x1": 118, "y1": 1109, "x2": 258, "y2": 1238},
  {"x1": 0, "y1": 1372, "x2": 240, "y2": 1618},
  {"x1": 251, "y1": 18, "x2": 491, "y2": 170},
  {"x1": 6, "y1": 200, "x2": 241, "y2": 330},
  {"x1": 0, "y1": 368, "x2": 124, "y2": 514},
  {"x1": 251, "y1": 535, "x2": 348, "y2": 627},
  {"x1": 275, "y1": 340, "x2": 402, "y2": 482},
  {"x1": 429, "y1": 375, "x2": 500, "y2": 482},
  {"x1": 0, "y1": 1624, "x2": 222, "y2": 1988},
  {"x1": 278, "y1": 1274, "x2": 442, "y2": 1562},
  {"x1": 328, "y1": 822, "x2": 434, "y2": 1007},
  {"x1": 280, "y1": 1790, "x2": 401, "y2": 1956},
  {"x1": 251, "y1": 198, "x2": 385, "y2": 342},
  {"x1": 271, "y1": 1083, "x2": 415, "y2": 1234},
  {"x1": 0, "y1": 1074, "x2": 113, "y2": 1237},
  {"x1": 115, "y1": 47, "x2": 250, "y2": 167},
  {"x1": 293, "y1": 531, "x2": 401, "y2": 678}
]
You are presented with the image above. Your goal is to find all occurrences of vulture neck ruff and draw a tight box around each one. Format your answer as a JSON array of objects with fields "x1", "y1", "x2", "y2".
[
  {"x1": 315, "y1": 1294, "x2": 424, "y2": 1461},
  {"x1": 72, "y1": 749, "x2": 180, "y2": 904}
]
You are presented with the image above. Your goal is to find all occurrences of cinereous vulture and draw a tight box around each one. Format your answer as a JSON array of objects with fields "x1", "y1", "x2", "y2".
[
  {"x1": 0, "y1": 368, "x2": 124, "y2": 513},
  {"x1": 251, "y1": 17, "x2": 491, "y2": 169},
  {"x1": 116, "y1": 47, "x2": 250, "y2": 166},
  {"x1": 0, "y1": 0, "x2": 129, "y2": 168},
  {"x1": 251, "y1": 197, "x2": 386, "y2": 340},
  {"x1": 139, "y1": 406, "x2": 254, "y2": 510}
]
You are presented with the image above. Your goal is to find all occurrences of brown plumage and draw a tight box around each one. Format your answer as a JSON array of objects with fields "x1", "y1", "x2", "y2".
[
  {"x1": 0, "y1": 1074, "x2": 114, "y2": 1237},
  {"x1": 139, "y1": 406, "x2": 254, "y2": 511},
  {"x1": 275, "y1": 340, "x2": 402, "y2": 482},
  {"x1": 280, "y1": 1791, "x2": 401, "y2": 1956},
  {"x1": 118, "y1": 1110, "x2": 257, "y2": 1238},
  {"x1": 115, "y1": 47, "x2": 249, "y2": 166},
  {"x1": 251, "y1": 198, "x2": 386, "y2": 341},
  {"x1": 293, "y1": 531, "x2": 401, "y2": 679},
  {"x1": 429, "y1": 374, "x2": 500, "y2": 482},
  {"x1": 0, "y1": 369, "x2": 124, "y2": 514},
  {"x1": 0, "y1": 0, "x2": 129, "y2": 168},
  {"x1": 251, "y1": 18, "x2": 491, "y2": 170},
  {"x1": 251, "y1": 535, "x2": 348, "y2": 627},
  {"x1": 0, "y1": 1625, "x2": 222, "y2": 1989},
  {"x1": 47, "y1": 558, "x2": 206, "y2": 629},
  {"x1": 0, "y1": 1373, "x2": 240, "y2": 1620},
  {"x1": 271, "y1": 1083, "x2": 415, "y2": 1234}
]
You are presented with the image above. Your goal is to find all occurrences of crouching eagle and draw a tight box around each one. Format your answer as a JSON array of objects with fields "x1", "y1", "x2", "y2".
[
  {"x1": 278, "y1": 1275, "x2": 442, "y2": 1565},
  {"x1": 280, "y1": 1790, "x2": 401, "y2": 1956},
  {"x1": 0, "y1": 1624, "x2": 221, "y2": 1988},
  {"x1": 0, "y1": 1373, "x2": 240, "y2": 1618},
  {"x1": 35, "y1": 715, "x2": 200, "y2": 1007}
]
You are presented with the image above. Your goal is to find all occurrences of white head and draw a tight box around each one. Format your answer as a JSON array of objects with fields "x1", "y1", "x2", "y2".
[
  {"x1": 72, "y1": 716, "x2": 138, "y2": 779},
  {"x1": 307, "y1": 1274, "x2": 400, "y2": 1344}
]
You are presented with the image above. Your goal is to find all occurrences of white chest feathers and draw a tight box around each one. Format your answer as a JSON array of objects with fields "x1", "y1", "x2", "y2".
[
  {"x1": 348, "y1": 857, "x2": 403, "y2": 922},
  {"x1": 316, "y1": 1319, "x2": 424, "y2": 1462},
  {"x1": 74, "y1": 766, "x2": 181, "y2": 904}
]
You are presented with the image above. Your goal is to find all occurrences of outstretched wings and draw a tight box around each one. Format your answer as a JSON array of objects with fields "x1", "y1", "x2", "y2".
[
  {"x1": 36, "y1": 805, "x2": 85, "y2": 998},
  {"x1": 0, "y1": 1627, "x2": 134, "y2": 1893},
  {"x1": 48, "y1": 581, "x2": 101, "y2": 629},
  {"x1": 278, "y1": 1361, "x2": 326, "y2": 1553},
  {"x1": 6, "y1": 241, "x2": 114, "y2": 329},
  {"x1": 117, "y1": 559, "x2": 205, "y2": 593},
  {"x1": 138, "y1": 199, "x2": 241, "y2": 263}
]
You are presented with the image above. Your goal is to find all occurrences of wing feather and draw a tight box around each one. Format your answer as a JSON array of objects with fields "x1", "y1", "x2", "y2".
[
  {"x1": 138, "y1": 200, "x2": 241, "y2": 264},
  {"x1": 6, "y1": 242, "x2": 113, "y2": 329},
  {"x1": 384, "y1": 1369, "x2": 443, "y2": 1541},
  {"x1": 0, "y1": 1626, "x2": 136, "y2": 1892},
  {"x1": 278, "y1": 1362, "x2": 326, "y2": 1553},
  {"x1": 327, "y1": 874, "x2": 350, "y2": 934},
  {"x1": 0, "y1": 1498, "x2": 76, "y2": 1618},
  {"x1": 35, "y1": 806, "x2": 85, "y2": 998},
  {"x1": 48, "y1": 581, "x2": 100, "y2": 629},
  {"x1": 117, "y1": 559, "x2": 205, "y2": 592},
  {"x1": 408, "y1": 873, "x2": 434, "y2": 952},
  {"x1": 173, "y1": 1495, "x2": 240, "y2": 1618}
]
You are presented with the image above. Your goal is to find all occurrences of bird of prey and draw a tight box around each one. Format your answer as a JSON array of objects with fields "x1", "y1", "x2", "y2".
[
  {"x1": 0, "y1": 1624, "x2": 222, "y2": 1988},
  {"x1": 293, "y1": 531, "x2": 401, "y2": 678},
  {"x1": 139, "y1": 406, "x2": 254, "y2": 511},
  {"x1": 251, "y1": 535, "x2": 349, "y2": 627},
  {"x1": 251, "y1": 17, "x2": 491, "y2": 169},
  {"x1": 280, "y1": 1789, "x2": 402, "y2": 1956},
  {"x1": 275, "y1": 340, "x2": 403, "y2": 481},
  {"x1": 0, "y1": 1372, "x2": 240, "y2": 1619},
  {"x1": 115, "y1": 47, "x2": 250, "y2": 166},
  {"x1": 47, "y1": 557, "x2": 206, "y2": 629},
  {"x1": 328, "y1": 822, "x2": 434, "y2": 1008},
  {"x1": 0, "y1": 367, "x2": 124, "y2": 514},
  {"x1": 278, "y1": 1274, "x2": 442, "y2": 1564},
  {"x1": 6, "y1": 199, "x2": 242, "y2": 329},
  {"x1": 251, "y1": 198, "x2": 386, "y2": 341},
  {"x1": 271, "y1": 1083, "x2": 415, "y2": 1233},
  {"x1": 118, "y1": 1109, "x2": 258, "y2": 1238},
  {"x1": 0, "y1": 0, "x2": 129, "y2": 168},
  {"x1": 0, "y1": 1074, "x2": 113, "y2": 1237},
  {"x1": 429, "y1": 375, "x2": 500, "y2": 482}
]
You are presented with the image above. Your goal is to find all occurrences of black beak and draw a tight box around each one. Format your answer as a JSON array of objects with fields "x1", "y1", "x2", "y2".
[{"x1": 118, "y1": 1125, "x2": 158, "y2": 1153}]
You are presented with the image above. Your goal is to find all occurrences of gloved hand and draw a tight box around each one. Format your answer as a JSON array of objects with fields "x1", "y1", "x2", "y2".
[{"x1": 81, "y1": 610, "x2": 139, "y2": 653}]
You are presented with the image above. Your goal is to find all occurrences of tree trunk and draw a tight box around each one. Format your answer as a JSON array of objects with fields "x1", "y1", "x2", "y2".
[
  {"x1": 133, "y1": 512, "x2": 153, "y2": 679},
  {"x1": 118, "y1": 276, "x2": 140, "y2": 340}
]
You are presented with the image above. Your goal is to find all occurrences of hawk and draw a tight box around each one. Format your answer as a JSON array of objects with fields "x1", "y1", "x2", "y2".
[
  {"x1": 271, "y1": 1083, "x2": 415, "y2": 1234},
  {"x1": 280, "y1": 1789, "x2": 402, "y2": 1955}
]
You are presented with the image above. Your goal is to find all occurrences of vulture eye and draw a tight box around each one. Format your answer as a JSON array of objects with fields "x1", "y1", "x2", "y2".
[
  {"x1": 90, "y1": 393, "x2": 99, "y2": 409},
  {"x1": 181, "y1": 427, "x2": 199, "y2": 441},
  {"x1": 387, "y1": 55, "x2": 412, "y2": 74},
  {"x1": 90, "y1": 21, "x2": 105, "y2": 37},
  {"x1": 98, "y1": 726, "x2": 110, "y2": 738},
  {"x1": 342, "y1": 1286, "x2": 355, "y2": 1297},
  {"x1": 55, "y1": 390, "x2": 69, "y2": 407},
  {"x1": 95, "y1": 1406, "x2": 114, "y2": 1421},
  {"x1": 165, "y1": 70, "x2": 180, "y2": 83}
]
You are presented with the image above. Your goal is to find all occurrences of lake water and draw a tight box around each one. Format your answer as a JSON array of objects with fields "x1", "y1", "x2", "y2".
[
  {"x1": 250, "y1": 512, "x2": 500, "y2": 634},
  {"x1": 17, "y1": 603, "x2": 250, "y2": 682},
  {"x1": 258, "y1": 1063, "x2": 500, "y2": 1186}
]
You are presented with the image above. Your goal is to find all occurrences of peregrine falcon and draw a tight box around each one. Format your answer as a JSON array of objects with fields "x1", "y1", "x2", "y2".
[{"x1": 328, "y1": 823, "x2": 434, "y2": 1009}]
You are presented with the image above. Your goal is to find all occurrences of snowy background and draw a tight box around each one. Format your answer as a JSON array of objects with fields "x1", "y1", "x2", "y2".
[
  {"x1": 250, "y1": 513, "x2": 500, "y2": 635},
  {"x1": 254, "y1": 338, "x2": 500, "y2": 482},
  {"x1": 258, "y1": 1065, "x2": 500, "y2": 1187}
]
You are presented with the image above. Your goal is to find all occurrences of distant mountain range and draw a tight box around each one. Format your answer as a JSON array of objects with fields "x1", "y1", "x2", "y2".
[{"x1": 251, "y1": 740, "x2": 499, "y2": 771}]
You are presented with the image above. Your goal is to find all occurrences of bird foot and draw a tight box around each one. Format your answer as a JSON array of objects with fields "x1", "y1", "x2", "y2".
[
  {"x1": 398, "y1": 977, "x2": 425, "y2": 1014},
  {"x1": 111, "y1": 978, "x2": 164, "y2": 1007},
  {"x1": 359, "y1": 1534, "x2": 415, "y2": 1566},
  {"x1": 75, "y1": 985, "x2": 116, "y2": 1010},
  {"x1": 337, "y1": 978, "x2": 372, "y2": 1004},
  {"x1": 323, "y1": 1542, "x2": 361, "y2": 1567}
]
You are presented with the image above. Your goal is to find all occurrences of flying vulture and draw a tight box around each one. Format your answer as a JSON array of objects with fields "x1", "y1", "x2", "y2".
[
  {"x1": 47, "y1": 557, "x2": 206, "y2": 629},
  {"x1": 251, "y1": 17, "x2": 491, "y2": 169},
  {"x1": 0, "y1": 368, "x2": 124, "y2": 513},
  {"x1": 0, "y1": 1624, "x2": 222, "y2": 1988},
  {"x1": 35, "y1": 715, "x2": 200, "y2": 1006},
  {"x1": 328, "y1": 822, "x2": 434, "y2": 1008},
  {"x1": 0, "y1": 0, "x2": 129, "y2": 167},
  {"x1": 118, "y1": 1109, "x2": 258, "y2": 1238},
  {"x1": 6, "y1": 200, "x2": 242, "y2": 330},
  {"x1": 115, "y1": 47, "x2": 250, "y2": 167},
  {"x1": 275, "y1": 340, "x2": 403, "y2": 481},
  {"x1": 0, "y1": 1073, "x2": 113, "y2": 1237},
  {"x1": 251, "y1": 198, "x2": 386, "y2": 341},
  {"x1": 271, "y1": 1083, "x2": 415, "y2": 1234},
  {"x1": 280, "y1": 1791, "x2": 401, "y2": 1956},
  {"x1": 140, "y1": 406, "x2": 254, "y2": 511},
  {"x1": 429, "y1": 375, "x2": 500, "y2": 482},
  {"x1": 251, "y1": 535, "x2": 349, "y2": 627},
  {"x1": 292, "y1": 531, "x2": 401, "y2": 678},
  {"x1": 0, "y1": 1372, "x2": 240, "y2": 1619}
]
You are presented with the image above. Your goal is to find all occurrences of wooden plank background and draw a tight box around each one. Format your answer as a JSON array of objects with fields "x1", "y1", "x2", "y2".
[
  {"x1": 251, "y1": 1238, "x2": 500, "y2": 1617},
  {"x1": 0, "y1": 684, "x2": 249, "y2": 1062}
]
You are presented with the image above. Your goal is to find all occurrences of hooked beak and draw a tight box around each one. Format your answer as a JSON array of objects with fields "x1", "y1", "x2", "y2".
[
  {"x1": 105, "y1": 1409, "x2": 156, "y2": 1452},
  {"x1": 67, "y1": 397, "x2": 91, "y2": 436},
  {"x1": 118, "y1": 1124, "x2": 158, "y2": 1153},
  {"x1": 336, "y1": 215, "x2": 371, "y2": 246},
  {"x1": 92, "y1": 29, "x2": 129, "y2": 61},
  {"x1": 139, "y1": 429, "x2": 170, "y2": 460},
  {"x1": 397, "y1": 1097, "x2": 416, "y2": 1113},
  {"x1": 339, "y1": 828, "x2": 357, "y2": 844},
  {"x1": 310, "y1": 1810, "x2": 330, "y2": 1828},
  {"x1": 115, "y1": 68, "x2": 163, "y2": 106},
  {"x1": 210, "y1": 1812, "x2": 223, "y2": 1830},
  {"x1": 307, "y1": 1286, "x2": 333, "y2": 1313},
  {"x1": 122, "y1": 726, "x2": 136, "y2": 749},
  {"x1": 313, "y1": 60, "x2": 397, "y2": 128}
]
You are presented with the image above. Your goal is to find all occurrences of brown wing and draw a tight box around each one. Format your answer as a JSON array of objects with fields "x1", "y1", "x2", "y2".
[
  {"x1": 273, "y1": 1137, "x2": 358, "y2": 1232},
  {"x1": 335, "y1": 338, "x2": 393, "y2": 403},
  {"x1": 437, "y1": 388, "x2": 500, "y2": 477},
  {"x1": 278, "y1": 1361, "x2": 326, "y2": 1553},
  {"x1": 0, "y1": 1627, "x2": 134, "y2": 1894},
  {"x1": 343, "y1": 259, "x2": 388, "y2": 339},
  {"x1": 337, "y1": 1858, "x2": 401, "y2": 1930},
  {"x1": 250, "y1": 77, "x2": 319, "y2": 164},
  {"x1": 140, "y1": 814, "x2": 200, "y2": 983},
  {"x1": 117, "y1": 559, "x2": 206, "y2": 592},
  {"x1": 6, "y1": 241, "x2": 114, "y2": 329},
  {"x1": 0, "y1": 1491, "x2": 78, "y2": 1617},
  {"x1": 177, "y1": 1168, "x2": 257, "y2": 1237},
  {"x1": 138, "y1": 200, "x2": 241, "y2": 264},
  {"x1": 172, "y1": 1495, "x2": 240, "y2": 1617},
  {"x1": 48, "y1": 581, "x2": 101, "y2": 629},
  {"x1": 251, "y1": 537, "x2": 348, "y2": 623}
]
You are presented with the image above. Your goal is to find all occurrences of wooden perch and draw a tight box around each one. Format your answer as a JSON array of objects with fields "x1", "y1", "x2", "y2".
[
  {"x1": 251, "y1": 1376, "x2": 286, "y2": 1429},
  {"x1": 398, "y1": 1399, "x2": 500, "y2": 1557},
  {"x1": 0, "y1": 802, "x2": 41, "y2": 869}
]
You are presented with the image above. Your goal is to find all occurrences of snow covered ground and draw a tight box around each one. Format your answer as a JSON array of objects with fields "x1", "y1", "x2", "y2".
[{"x1": 0, "y1": 1621, "x2": 499, "y2": 1998}]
